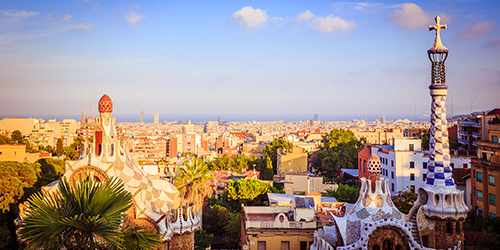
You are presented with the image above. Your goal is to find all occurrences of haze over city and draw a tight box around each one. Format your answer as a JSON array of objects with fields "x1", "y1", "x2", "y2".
[{"x1": 1, "y1": 0, "x2": 499, "y2": 122}]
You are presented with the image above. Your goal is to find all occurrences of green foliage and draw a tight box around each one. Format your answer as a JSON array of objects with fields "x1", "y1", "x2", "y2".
[
  {"x1": 55, "y1": 138, "x2": 64, "y2": 157},
  {"x1": 208, "y1": 154, "x2": 249, "y2": 173},
  {"x1": 419, "y1": 130, "x2": 430, "y2": 150},
  {"x1": 449, "y1": 136, "x2": 460, "y2": 150},
  {"x1": 392, "y1": 189, "x2": 418, "y2": 214},
  {"x1": 63, "y1": 136, "x2": 85, "y2": 160},
  {"x1": 227, "y1": 179, "x2": 272, "y2": 201},
  {"x1": 223, "y1": 212, "x2": 241, "y2": 249},
  {"x1": 203, "y1": 205, "x2": 230, "y2": 236},
  {"x1": 18, "y1": 177, "x2": 160, "y2": 250},
  {"x1": 174, "y1": 157, "x2": 213, "y2": 207},
  {"x1": 465, "y1": 211, "x2": 500, "y2": 247},
  {"x1": 10, "y1": 130, "x2": 23, "y2": 142},
  {"x1": 325, "y1": 183, "x2": 360, "y2": 203},
  {"x1": 0, "y1": 134, "x2": 14, "y2": 144},
  {"x1": 0, "y1": 162, "x2": 40, "y2": 212},
  {"x1": 312, "y1": 129, "x2": 366, "y2": 177},
  {"x1": 194, "y1": 229, "x2": 213, "y2": 250},
  {"x1": 263, "y1": 138, "x2": 293, "y2": 171}
]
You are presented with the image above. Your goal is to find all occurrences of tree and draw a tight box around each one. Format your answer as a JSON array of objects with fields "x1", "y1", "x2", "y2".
[
  {"x1": 226, "y1": 178, "x2": 273, "y2": 201},
  {"x1": 194, "y1": 229, "x2": 213, "y2": 250},
  {"x1": 325, "y1": 183, "x2": 360, "y2": 203},
  {"x1": 203, "y1": 205, "x2": 230, "y2": 236},
  {"x1": 63, "y1": 137, "x2": 85, "y2": 160},
  {"x1": 263, "y1": 138, "x2": 293, "y2": 170},
  {"x1": 312, "y1": 129, "x2": 366, "y2": 177},
  {"x1": 18, "y1": 177, "x2": 160, "y2": 250},
  {"x1": 10, "y1": 130, "x2": 23, "y2": 143},
  {"x1": 419, "y1": 130, "x2": 430, "y2": 150},
  {"x1": 174, "y1": 157, "x2": 213, "y2": 208},
  {"x1": 223, "y1": 212, "x2": 241, "y2": 249},
  {"x1": 0, "y1": 135, "x2": 14, "y2": 144},
  {"x1": 56, "y1": 138, "x2": 64, "y2": 157},
  {"x1": 392, "y1": 189, "x2": 418, "y2": 214},
  {"x1": 0, "y1": 162, "x2": 40, "y2": 212}
]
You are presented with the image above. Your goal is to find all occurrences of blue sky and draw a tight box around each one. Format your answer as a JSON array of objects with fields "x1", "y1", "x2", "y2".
[{"x1": 1, "y1": 0, "x2": 499, "y2": 122}]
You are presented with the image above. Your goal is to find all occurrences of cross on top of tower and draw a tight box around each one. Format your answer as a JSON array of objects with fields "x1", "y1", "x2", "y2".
[{"x1": 428, "y1": 15, "x2": 448, "y2": 53}]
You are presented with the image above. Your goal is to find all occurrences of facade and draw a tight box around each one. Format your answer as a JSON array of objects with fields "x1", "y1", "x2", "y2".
[
  {"x1": 21, "y1": 94, "x2": 200, "y2": 249},
  {"x1": 0, "y1": 144, "x2": 47, "y2": 163},
  {"x1": 140, "y1": 109, "x2": 144, "y2": 123},
  {"x1": 0, "y1": 117, "x2": 41, "y2": 135},
  {"x1": 471, "y1": 121, "x2": 500, "y2": 217},
  {"x1": 371, "y1": 138, "x2": 470, "y2": 195},
  {"x1": 154, "y1": 110, "x2": 159, "y2": 124},
  {"x1": 284, "y1": 174, "x2": 338, "y2": 195},
  {"x1": 311, "y1": 16, "x2": 468, "y2": 250},
  {"x1": 28, "y1": 119, "x2": 79, "y2": 147},
  {"x1": 277, "y1": 147, "x2": 309, "y2": 175},
  {"x1": 352, "y1": 128, "x2": 404, "y2": 145},
  {"x1": 358, "y1": 146, "x2": 371, "y2": 180},
  {"x1": 241, "y1": 197, "x2": 317, "y2": 250}
]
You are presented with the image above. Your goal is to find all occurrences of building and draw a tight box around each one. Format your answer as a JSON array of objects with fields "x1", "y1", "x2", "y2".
[
  {"x1": 277, "y1": 147, "x2": 309, "y2": 175},
  {"x1": 471, "y1": 118, "x2": 500, "y2": 217},
  {"x1": 0, "y1": 144, "x2": 48, "y2": 163},
  {"x1": 0, "y1": 117, "x2": 41, "y2": 136},
  {"x1": 21, "y1": 94, "x2": 200, "y2": 249},
  {"x1": 312, "y1": 16, "x2": 467, "y2": 250},
  {"x1": 351, "y1": 128, "x2": 404, "y2": 145},
  {"x1": 457, "y1": 109, "x2": 500, "y2": 152},
  {"x1": 154, "y1": 110, "x2": 159, "y2": 124},
  {"x1": 357, "y1": 146, "x2": 371, "y2": 180},
  {"x1": 284, "y1": 173, "x2": 337, "y2": 195},
  {"x1": 140, "y1": 109, "x2": 144, "y2": 123},
  {"x1": 370, "y1": 138, "x2": 470, "y2": 195},
  {"x1": 242, "y1": 197, "x2": 316, "y2": 250},
  {"x1": 28, "y1": 119, "x2": 79, "y2": 147}
]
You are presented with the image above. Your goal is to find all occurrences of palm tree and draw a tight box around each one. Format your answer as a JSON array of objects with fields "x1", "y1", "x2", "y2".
[
  {"x1": 18, "y1": 176, "x2": 160, "y2": 250},
  {"x1": 174, "y1": 157, "x2": 214, "y2": 208}
]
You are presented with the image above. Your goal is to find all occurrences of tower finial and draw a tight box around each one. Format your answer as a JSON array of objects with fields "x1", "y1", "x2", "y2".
[{"x1": 428, "y1": 15, "x2": 448, "y2": 53}]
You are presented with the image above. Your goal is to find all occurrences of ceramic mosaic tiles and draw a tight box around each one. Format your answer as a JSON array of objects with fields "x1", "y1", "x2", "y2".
[{"x1": 345, "y1": 219, "x2": 361, "y2": 245}]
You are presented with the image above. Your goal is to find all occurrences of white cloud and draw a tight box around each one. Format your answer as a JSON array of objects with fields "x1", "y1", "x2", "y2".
[
  {"x1": 296, "y1": 10, "x2": 314, "y2": 21},
  {"x1": 61, "y1": 15, "x2": 73, "y2": 21},
  {"x1": 456, "y1": 21, "x2": 495, "y2": 39},
  {"x1": 311, "y1": 14, "x2": 357, "y2": 32},
  {"x1": 230, "y1": 6, "x2": 269, "y2": 29},
  {"x1": 385, "y1": 3, "x2": 432, "y2": 30},
  {"x1": 126, "y1": 11, "x2": 144, "y2": 26},
  {"x1": 72, "y1": 23, "x2": 93, "y2": 31},
  {"x1": 295, "y1": 11, "x2": 357, "y2": 33},
  {"x1": 1, "y1": 10, "x2": 38, "y2": 19}
]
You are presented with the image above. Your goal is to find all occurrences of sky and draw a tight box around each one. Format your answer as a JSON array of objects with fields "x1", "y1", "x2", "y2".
[{"x1": 0, "y1": 0, "x2": 499, "y2": 122}]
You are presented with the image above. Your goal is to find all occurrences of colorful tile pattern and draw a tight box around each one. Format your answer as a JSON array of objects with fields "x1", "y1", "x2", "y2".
[{"x1": 345, "y1": 219, "x2": 361, "y2": 245}]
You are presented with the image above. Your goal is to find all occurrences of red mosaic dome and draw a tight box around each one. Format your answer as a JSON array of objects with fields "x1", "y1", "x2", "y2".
[{"x1": 98, "y1": 94, "x2": 113, "y2": 113}]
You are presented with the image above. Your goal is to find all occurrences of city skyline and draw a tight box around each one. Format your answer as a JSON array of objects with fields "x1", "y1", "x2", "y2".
[{"x1": 1, "y1": 1, "x2": 499, "y2": 119}]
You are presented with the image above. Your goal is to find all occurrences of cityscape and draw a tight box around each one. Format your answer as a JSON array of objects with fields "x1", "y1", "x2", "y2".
[{"x1": 1, "y1": 1, "x2": 500, "y2": 250}]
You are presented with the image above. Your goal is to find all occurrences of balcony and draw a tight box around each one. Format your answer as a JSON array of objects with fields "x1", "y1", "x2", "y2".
[
  {"x1": 473, "y1": 141, "x2": 478, "y2": 147},
  {"x1": 477, "y1": 140, "x2": 500, "y2": 151},
  {"x1": 458, "y1": 120, "x2": 475, "y2": 127},
  {"x1": 245, "y1": 219, "x2": 317, "y2": 230},
  {"x1": 458, "y1": 138, "x2": 472, "y2": 145},
  {"x1": 472, "y1": 132, "x2": 482, "y2": 138},
  {"x1": 473, "y1": 122, "x2": 482, "y2": 128},
  {"x1": 472, "y1": 158, "x2": 500, "y2": 169},
  {"x1": 458, "y1": 130, "x2": 470, "y2": 137}
]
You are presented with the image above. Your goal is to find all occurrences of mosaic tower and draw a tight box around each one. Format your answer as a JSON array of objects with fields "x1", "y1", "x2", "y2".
[{"x1": 415, "y1": 15, "x2": 468, "y2": 249}]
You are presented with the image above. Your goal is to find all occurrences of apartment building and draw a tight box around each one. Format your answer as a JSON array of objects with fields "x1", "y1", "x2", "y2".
[
  {"x1": 471, "y1": 120, "x2": 500, "y2": 218},
  {"x1": 371, "y1": 138, "x2": 471, "y2": 195},
  {"x1": 277, "y1": 147, "x2": 309, "y2": 175}
]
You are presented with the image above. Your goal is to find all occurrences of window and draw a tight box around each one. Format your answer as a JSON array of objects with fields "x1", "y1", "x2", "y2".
[
  {"x1": 451, "y1": 163, "x2": 455, "y2": 169},
  {"x1": 463, "y1": 163, "x2": 468, "y2": 169},
  {"x1": 423, "y1": 162, "x2": 427, "y2": 169},
  {"x1": 410, "y1": 185, "x2": 415, "y2": 193},
  {"x1": 281, "y1": 241, "x2": 290, "y2": 250},
  {"x1": 409, "y1": 144, "x2": 414, "y2": 151},
  {"x1": 491, "y1": 213, "x2": 497, "y2": 218},
  {"x1": 478, "y1": 190, "x2": 483, "y2": 201},
  {"x1": 477, "y1": 172, "x2": 483, "y2": 182},
  {"x1": 392, "y1": 183, "x2": 394, "y2": 192},
  {"x1": 423, "y1": 174, "x2": 427, "y2": 181},
  {"x1": 0, "y1": 150, "x2": 2, "y2": 155},
  {"x1": 478, "y1": 209, "x2": 484, "y2": 217},
  {"x1": 409, "y1": 161, "x2": 415, "y2": 168},
  {"x1": 258, "y1": 241, "x2": 266, "y2": 250},
  {"x1": 489, "y1": 175, "x2": 495, "y2": 186},
  {"x1": 300, "y1": 241, "x2": 307, "y2": 250},
  {"x1": 490, "y1": 194, "x2": 496, "y2": 205},
  {"x1": 493, "y1": 136, "x2": 498, "y2": 143},
  {"x1": 410, "y1": 173, "x2": 415, "y2": 181},
  {"x1": 446, "y1": 222, "x2": 452, "y2": 234},
  {"x1": 391, "y1": 171, "x2": 394, "y2": 179},
  {"x1": 391, "y1": 160, "x2": 394, "y2": 167}
]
